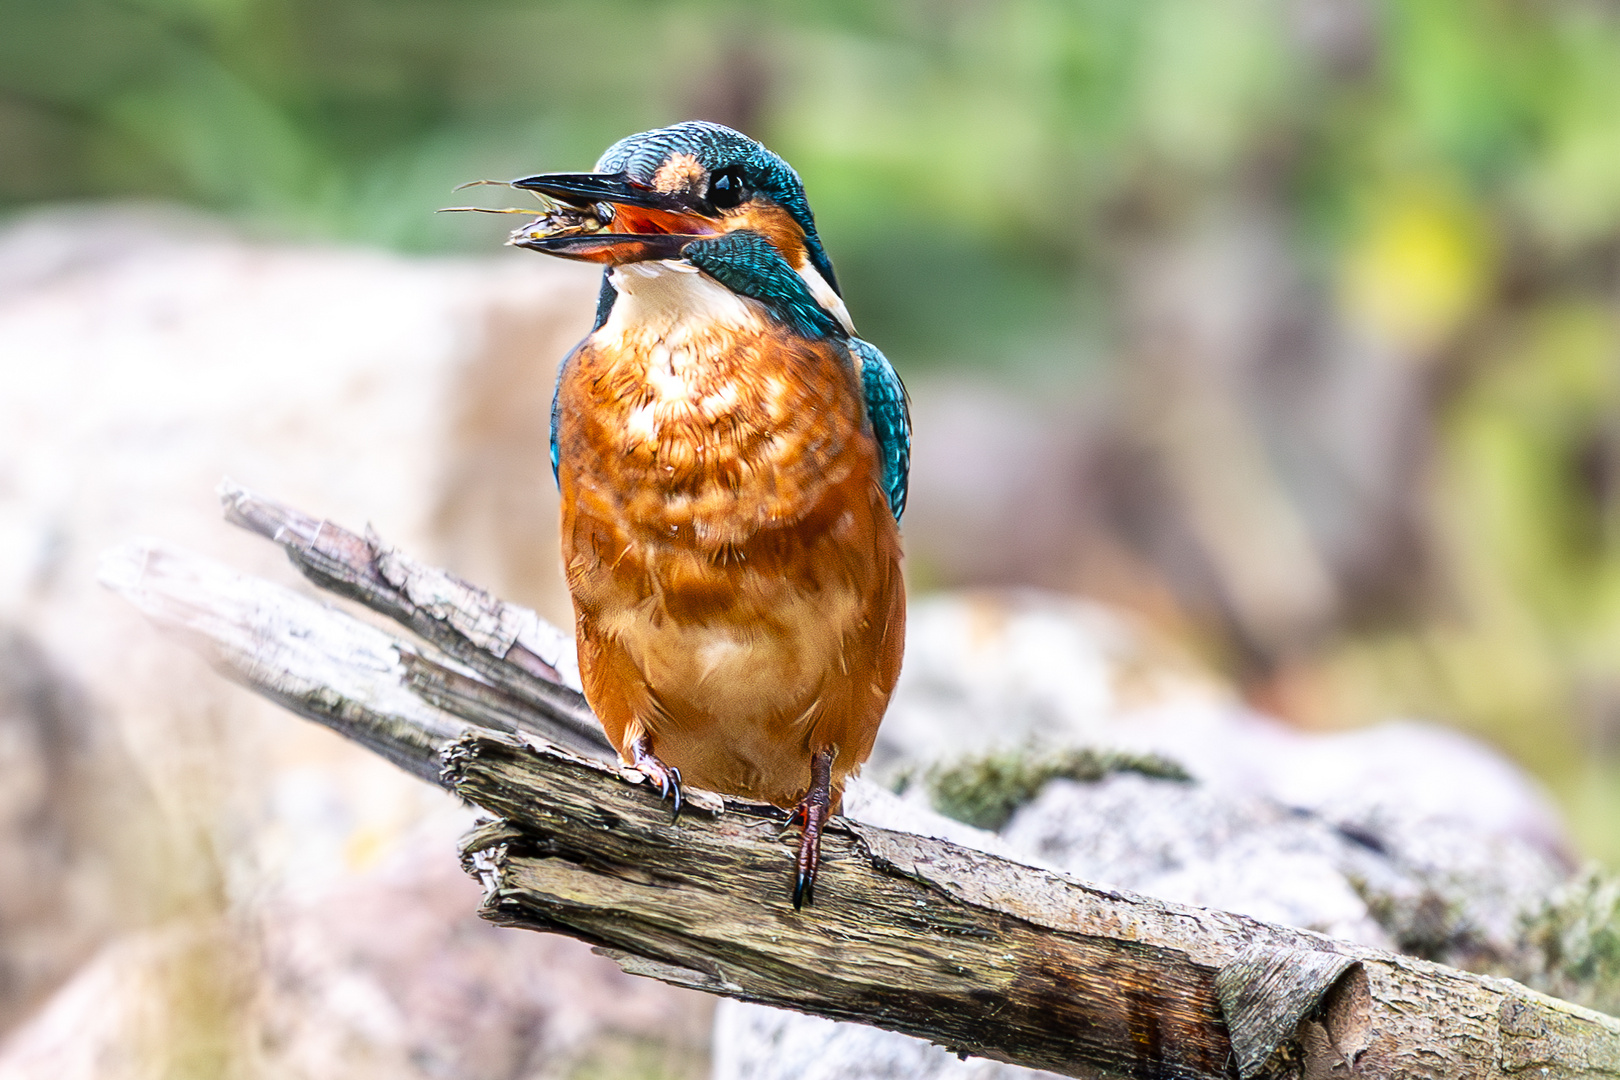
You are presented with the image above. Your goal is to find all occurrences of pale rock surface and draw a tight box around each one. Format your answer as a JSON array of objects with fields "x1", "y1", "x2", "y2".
[
  {"x1": 0, "y1": 804, "x2": 713, "y2": 1080},
  {"x1": 250, "y1": 806, "x2": 711, "y2": 1080},
  {"x1": 0, "y1": 629, "x2": 146, "y2": 1037},
  {"x1": 713, "y1": 1005, "x2": 1061, "y2": 1080}
]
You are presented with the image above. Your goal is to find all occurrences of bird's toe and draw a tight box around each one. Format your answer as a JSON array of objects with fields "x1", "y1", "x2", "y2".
[{"x1": 629, "y1": 735, "x2": 684, "y2": 823}]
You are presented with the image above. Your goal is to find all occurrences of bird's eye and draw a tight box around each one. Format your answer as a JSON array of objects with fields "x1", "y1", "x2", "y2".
[{"x1": 709, "y1": 168, "x2": 747, "y2": 210}]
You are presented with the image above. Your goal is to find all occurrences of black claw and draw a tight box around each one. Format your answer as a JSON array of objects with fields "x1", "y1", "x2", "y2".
[
  {"x1": 788, "y1": 747, "x2": 835, "y2": 911},
  {"x1": 628, "y1": 735, "x2": 683, "y2": 825},
  {"x1": 775, "y1": 806, "x2": 801, "y2": 841}
]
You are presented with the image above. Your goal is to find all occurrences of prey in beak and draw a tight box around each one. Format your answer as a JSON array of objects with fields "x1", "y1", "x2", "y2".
[{"x1": 503, "y1": 171, "x2": 721, "y2": 264}]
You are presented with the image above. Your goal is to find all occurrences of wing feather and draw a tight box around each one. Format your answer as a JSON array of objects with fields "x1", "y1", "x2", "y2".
[{"x1": 848, "y1": 338, "x2": 910, "y2": 521}]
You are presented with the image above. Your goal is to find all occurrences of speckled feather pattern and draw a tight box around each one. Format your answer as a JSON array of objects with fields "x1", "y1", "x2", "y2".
[{"x1": 554, "y1": 262, "x2": 905, "y2": 808}]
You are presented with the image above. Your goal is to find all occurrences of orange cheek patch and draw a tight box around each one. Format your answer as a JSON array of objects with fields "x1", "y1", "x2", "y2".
[{"x1": 724, "y1": 204, "x2": 808, "y2": 268}]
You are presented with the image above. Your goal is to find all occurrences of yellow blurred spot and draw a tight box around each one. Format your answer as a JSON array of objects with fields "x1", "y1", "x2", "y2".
[
  {"x1": 1341, "y1": 185, "x2": 1492, "y2": 355},
  {"x1": 344, "y1": 824, "x2": 389, "y2": 872}
]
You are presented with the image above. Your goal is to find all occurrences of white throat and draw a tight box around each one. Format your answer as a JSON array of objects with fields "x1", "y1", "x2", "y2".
[
  {"x1": 598, "y1": 260, "x2": 762, "y2": 345},
  {"x1": 597, "y1": 255, "x2": 856, "y2": 342}
]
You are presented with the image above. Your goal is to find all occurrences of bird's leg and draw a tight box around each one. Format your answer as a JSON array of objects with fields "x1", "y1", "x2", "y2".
[
  {"x1": 627, "y1": 733, "x2": 683, "y2": 823},
  {"x1": 790, "y1": 747, "x2": 836, "y2": 911}
]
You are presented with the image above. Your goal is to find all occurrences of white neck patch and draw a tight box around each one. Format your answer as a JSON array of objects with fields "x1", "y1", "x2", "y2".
[
  {"x1": 796, "y1": 258, "x2": 856, "y2": 335},
  {"x1": 598, "y1": 260, "x2": 764, "y2": 346},
  {"x1": 597, "y1": 255, "x2": 854, "y2": 343}
]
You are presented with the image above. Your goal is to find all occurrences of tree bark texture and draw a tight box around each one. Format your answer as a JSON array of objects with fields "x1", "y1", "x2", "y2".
[{"x1": 95, "y1": 483, "x2": 1620, "y2": 1080}]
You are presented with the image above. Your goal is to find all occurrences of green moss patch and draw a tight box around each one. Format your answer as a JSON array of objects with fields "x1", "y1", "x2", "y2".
[
  {"x1": 1521, "y1": 866, "x2": 1620, "y2": 1017},
  {"x1": 926, "y1": 746, "x2": 1191, "y2": 832}
]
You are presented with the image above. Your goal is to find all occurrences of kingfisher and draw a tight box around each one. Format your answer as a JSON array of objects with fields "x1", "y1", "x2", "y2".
[{"x1": 489, "y1": 121, "x2": 909, "y2": 908}]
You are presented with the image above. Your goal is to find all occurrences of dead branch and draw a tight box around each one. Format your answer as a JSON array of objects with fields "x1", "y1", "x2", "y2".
[{"x1": 97, "y1": 485, "x2": 1620, "y2": 1080}]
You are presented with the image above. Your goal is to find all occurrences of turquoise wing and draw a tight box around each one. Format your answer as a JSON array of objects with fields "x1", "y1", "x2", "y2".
[{"x1": 849, "y1": 337, "x2": 911, "y2": 521}]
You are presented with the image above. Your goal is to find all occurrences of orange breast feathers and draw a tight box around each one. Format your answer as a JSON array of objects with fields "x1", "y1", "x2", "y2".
[{"x1": 552, "y1": 262, "x2": 904, "y2": 810}]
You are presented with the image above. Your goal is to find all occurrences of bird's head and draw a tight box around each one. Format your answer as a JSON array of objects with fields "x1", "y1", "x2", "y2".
[{"x1": 499, "y1": 122, "x2": 846, "y2": 331}]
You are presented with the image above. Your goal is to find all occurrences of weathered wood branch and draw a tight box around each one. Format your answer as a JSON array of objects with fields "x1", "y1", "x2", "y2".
[
  {"x1": 218, "y1": 479, "x2": 610, "y2": 760},
  {"x1": 97, "y1": 486, "x2": 1620, "y2": 1080}
]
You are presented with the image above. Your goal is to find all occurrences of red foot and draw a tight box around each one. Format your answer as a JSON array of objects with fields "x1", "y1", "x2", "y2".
[{"x1": 790, "y1": 748, "x2": 836, "y2": 910}]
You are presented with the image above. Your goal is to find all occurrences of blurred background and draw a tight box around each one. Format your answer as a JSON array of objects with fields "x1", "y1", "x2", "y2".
[{"x1": 2, "y1": 0, "x2": 1619, "y2": 1074}]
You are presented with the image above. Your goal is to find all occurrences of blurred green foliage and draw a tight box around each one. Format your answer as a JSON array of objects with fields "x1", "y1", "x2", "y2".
[
  {"x1": 5, "y1": 0, "x2": 1620, "y2": 859},
  {"x1": 7, "y1": 0, "x2": 1620, "y2": 368}
]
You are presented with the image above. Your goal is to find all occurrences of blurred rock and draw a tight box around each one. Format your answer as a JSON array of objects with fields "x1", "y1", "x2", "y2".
[
  {"x1": 716, "y1": 591, "x2": 1578, "y2": 1080},
  {"x1": 876, "y1": 594, "x2": 1568, "y2": 858},
  {"x1": 900, "y1": 200, "x2": 1443, "y2": 691},
  {"x1": 247, "y1": 806, "x2": 710, "y2": 1080},
  {"x1": 0, "y1": 627, "x2": 163, "y2": 1036},
  {"x1": 0, "y1": 920, "x2": 250, "y2": 1080},
  {"x1": 900, "y1": 382, "x2": 1096, "y2": 591},
  {"x1": 0, "y1": 805, "x2": 712, "y2": 1080},
  {"x1": 0, "y1": 205, "x2": 718, "y2": 1074},
  {"x1": 714, "y1": 1004, "x2": 1060, "y2": 1080}
]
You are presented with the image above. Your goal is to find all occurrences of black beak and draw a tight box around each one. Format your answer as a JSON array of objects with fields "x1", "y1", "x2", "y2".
[
  {"x1": 508, "y1": 229, "x2": 706, "y2": 263},
  {"x1": 510, "y1": 171, "x2": 694, "y2": 214},
  {"x1": 503, "y1": 171, "x2": 722, "y2": 265}
]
